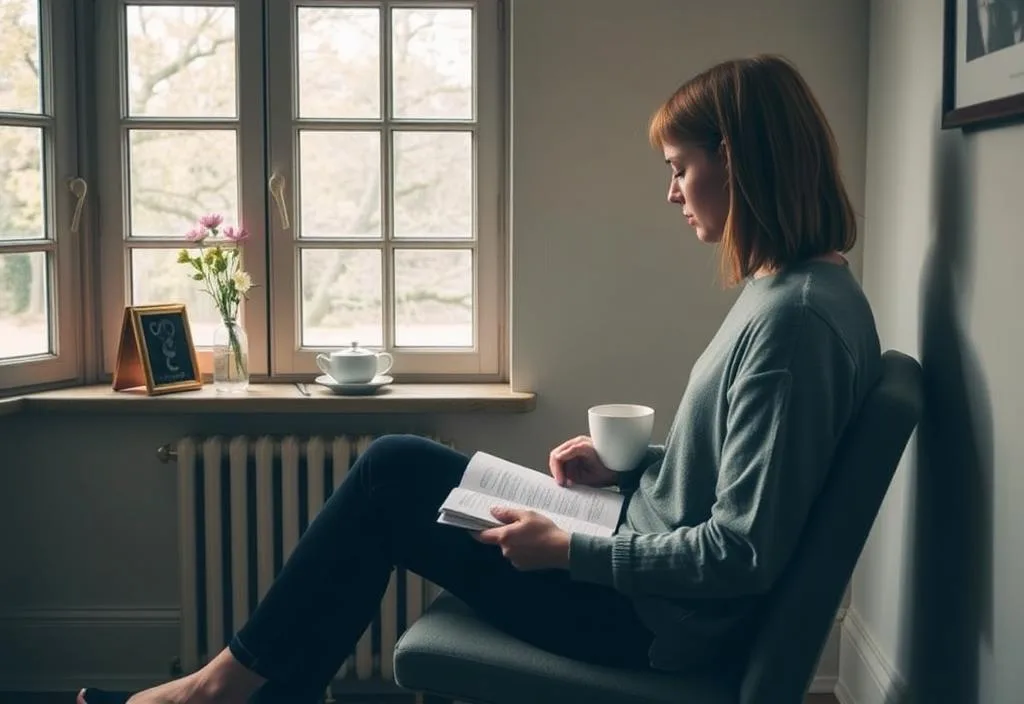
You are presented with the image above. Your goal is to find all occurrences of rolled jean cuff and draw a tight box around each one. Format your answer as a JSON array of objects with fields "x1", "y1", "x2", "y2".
[{"x1": 229, "y1": 632, "x2": 294, "y2": 683}]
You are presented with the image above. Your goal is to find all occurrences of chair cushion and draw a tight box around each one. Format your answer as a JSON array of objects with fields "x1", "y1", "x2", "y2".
[{"x1": 394, "y1": 592, "x2": 736, "y2": 704}]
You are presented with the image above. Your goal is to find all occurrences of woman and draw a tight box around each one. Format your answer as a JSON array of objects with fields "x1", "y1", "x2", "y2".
[{"x1": 81, "y1": 53, "x2": 881, "y2": 704}]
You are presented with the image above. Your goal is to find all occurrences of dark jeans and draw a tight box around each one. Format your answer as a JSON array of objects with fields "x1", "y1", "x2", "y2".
[{"x1": 229, "y1": 434, "x2": 654, "y2": 703}]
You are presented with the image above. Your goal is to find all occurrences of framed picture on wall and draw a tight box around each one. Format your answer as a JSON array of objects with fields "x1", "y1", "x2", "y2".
[{"x1": 943, "y1": 0, "x2": 1024, "y2": 129}]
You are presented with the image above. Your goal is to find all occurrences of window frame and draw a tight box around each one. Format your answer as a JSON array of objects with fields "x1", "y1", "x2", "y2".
[
  {"x1": 265, "y1": 0, "x2": 506, "y2": 381},
  {"x1": 0, "y1": 0, "x2": 83, "y2": 391},
  {"x1": 95, "y1": 0, "x2": 271, "y2": 379},
  {"x1": 88, "y1": 0, "x2": 509, "y2": 386}
]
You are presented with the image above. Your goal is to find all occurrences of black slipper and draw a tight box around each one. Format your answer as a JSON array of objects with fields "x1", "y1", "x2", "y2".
[{"x1": 78, "y1": 688, "x2": 134, "y2": 704}]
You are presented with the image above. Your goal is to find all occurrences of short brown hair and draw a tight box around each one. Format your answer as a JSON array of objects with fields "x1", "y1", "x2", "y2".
[{"x1": 649, "y1": 54, "x2": 857, "y2": 286}]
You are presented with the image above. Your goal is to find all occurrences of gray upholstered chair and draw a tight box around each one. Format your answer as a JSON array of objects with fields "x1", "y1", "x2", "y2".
[{"x1": 394, "y1": 350, "x2": 923, "y2": 704}]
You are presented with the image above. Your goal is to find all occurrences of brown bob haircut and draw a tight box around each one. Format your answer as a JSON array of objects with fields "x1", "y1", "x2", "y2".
[{"x1": 649, "y1": 54, "x2": 857, "y2": 286}]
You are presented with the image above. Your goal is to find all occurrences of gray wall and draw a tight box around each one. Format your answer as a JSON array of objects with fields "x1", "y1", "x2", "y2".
[
  {"x1": 841, "y1": 0, "x2": 1024, "y2": 703},
  {"x1": 0, "y1": 0, "x2": 870, "y2": 691}
]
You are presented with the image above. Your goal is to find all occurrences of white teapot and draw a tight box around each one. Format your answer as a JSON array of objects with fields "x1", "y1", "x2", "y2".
[{"x1": 316, "y1": 342, "x2": 394, "y2": 384}]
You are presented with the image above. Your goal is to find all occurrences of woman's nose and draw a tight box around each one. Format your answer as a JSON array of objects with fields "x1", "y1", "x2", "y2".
[{"x1": 667, "y1": 180, "x2": 683, "y2": 205}]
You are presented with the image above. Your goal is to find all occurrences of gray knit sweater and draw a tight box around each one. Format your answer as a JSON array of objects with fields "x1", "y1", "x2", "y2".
[{"x1": 569, "y1": 259, "x2": 882, "y2": 671}]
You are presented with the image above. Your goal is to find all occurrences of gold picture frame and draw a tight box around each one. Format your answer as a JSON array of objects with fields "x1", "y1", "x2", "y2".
[{"x1": 112, "y1": 304, "x2": 203, "y2": 396}]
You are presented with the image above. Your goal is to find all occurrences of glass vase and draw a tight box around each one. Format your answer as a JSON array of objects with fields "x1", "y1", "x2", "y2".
[{"x1": 212, "y1": 318, "x2": 249, "y2": 393}]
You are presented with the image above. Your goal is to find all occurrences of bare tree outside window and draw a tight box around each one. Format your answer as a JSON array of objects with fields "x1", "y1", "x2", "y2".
[
  {"x1": 118, "y1": 4, "x2": 477, "y2": 352},
  {"x1": 2, "y1": 1, "x2": 499, "y2": 372},
  {"x1": 0, "y1": 0, "x2": 49, "y2": 360},
  {"x1": 291, "y1": 6, "x2": 476, "y2": 349}
]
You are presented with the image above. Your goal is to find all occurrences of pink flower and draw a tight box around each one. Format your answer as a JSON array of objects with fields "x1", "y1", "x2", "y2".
[
  {"x1": 199, "y1": 213, "x2": 223, "y2": 229},
  {"x1": 223, "y1": 225, "x2": 249, "y2": 242},
  {"x1": 185, "y1": 226, "x2": 207, "y2": 242}
]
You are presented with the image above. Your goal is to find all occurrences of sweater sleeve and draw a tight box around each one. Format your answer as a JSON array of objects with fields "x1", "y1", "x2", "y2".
[
  {"x1": 569, "y1": 309, "x2": 856, "y2": 598},
  {"x1": 615, "y1": 444, "x2": 666, "y2": 495}
]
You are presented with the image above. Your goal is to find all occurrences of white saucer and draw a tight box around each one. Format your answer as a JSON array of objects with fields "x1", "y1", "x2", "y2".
[{"x1": 315, "y1": 374, "x2": 393, "y2": 396}]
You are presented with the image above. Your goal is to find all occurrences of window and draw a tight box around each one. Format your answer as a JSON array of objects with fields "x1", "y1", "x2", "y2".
[
  {"x1": 96, "y1": 0, "x2": 506, "y2": 382},
  {"x1": 96, "y1": 0, "x2": 270, "y2": 377},
  {"x1": 266, "y1": 0, "x2": 503, "y2": 377},
  {"x1": 0, "y1": 0, "x2": 81, "y2": 389}
]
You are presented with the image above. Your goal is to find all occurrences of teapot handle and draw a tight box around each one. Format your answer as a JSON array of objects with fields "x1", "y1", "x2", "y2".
[
  {"x1": 376, "y1": 352, "x2": 394, "y2": 376},
  {"x1": 316, "y1": 353, "x2": 332, "y2": 376}
]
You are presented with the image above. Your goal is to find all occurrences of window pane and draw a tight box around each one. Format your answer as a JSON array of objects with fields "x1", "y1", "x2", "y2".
[
  {"x1": 300, "y1": 248, "x2": 382, "y2": 348},
  {"x1": 0, "y1": 125, "x2": 44, "y2": 240},
  {"x1": 128, "y1": 129, "x2": 238, "y2": 237},
  {"x1": 394, "y1": 249, "x2": 472, "y2": 347},
  {"x1": 126, "y1": 5, "x2": 236, "y2": 118},
  {"x1": 299, "y1": 131, "x2": 380, "y2": 238},
  {"x1": 0, "y1": 0, "x2": 41, "y2": 114},
  {"x1": 298, "y1": 7, "x2": 379, "y2": 119},
  {"x1": 0, "y1": 251, "x2": 49, "y2": 359},
  {"x1": 392, "y1": 8, "x2": 472, "y2": 119},
  {"x1": 394, "y1": 131, "x2": 472, "y2": 239},
  {"x1": 131, "y1": 248, "x2": 226, "y2": 347}
]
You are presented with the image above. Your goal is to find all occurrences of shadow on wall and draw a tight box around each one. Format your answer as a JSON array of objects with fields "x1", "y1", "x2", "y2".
[{"x1": 892, "y1": 123, "x2": 994, "y2": 704}]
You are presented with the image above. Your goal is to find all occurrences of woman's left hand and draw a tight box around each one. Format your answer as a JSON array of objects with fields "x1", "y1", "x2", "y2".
[{"x1": 474, "y1": 507, "x2": 571, "y2": 570}]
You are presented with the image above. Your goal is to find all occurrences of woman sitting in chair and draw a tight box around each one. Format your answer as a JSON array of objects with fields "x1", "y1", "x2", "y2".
[{"x1": 81, "y1": 53, "x2": 881, "y2": 704}]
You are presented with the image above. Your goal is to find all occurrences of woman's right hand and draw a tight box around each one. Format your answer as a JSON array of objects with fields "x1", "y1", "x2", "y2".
[{"x1": 549, "y1": 436, "x2": 618, "y2": 487}]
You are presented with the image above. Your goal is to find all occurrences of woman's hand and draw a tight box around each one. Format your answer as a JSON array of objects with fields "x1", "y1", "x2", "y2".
[
  {"x1": 475, "y1": 507, "x2": 570, "y2": 570},
  {"x1": 549, "y1": 435, "x2": 618, "y2": 487}
]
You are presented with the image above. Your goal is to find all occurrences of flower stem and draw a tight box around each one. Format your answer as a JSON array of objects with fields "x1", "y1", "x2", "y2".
[{"x1": 224, "y1": 318, "x2": 247, "y2": 379}]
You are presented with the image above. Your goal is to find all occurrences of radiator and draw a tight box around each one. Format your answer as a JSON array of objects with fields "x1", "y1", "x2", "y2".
[{"x1": 171, "y1": 434, "x2": 442, "y2": 689}]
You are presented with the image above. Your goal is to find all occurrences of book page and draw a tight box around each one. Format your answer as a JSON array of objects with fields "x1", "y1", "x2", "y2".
[
  {"x1": 437, "y1": 510, "x2": 497, "y2": 531},
  {"x1": 458, "y1": 451, "x2": 623, "y2": 532},
  {"x1": 438, "y1": 487, "x2": 615, "y2": 537}
]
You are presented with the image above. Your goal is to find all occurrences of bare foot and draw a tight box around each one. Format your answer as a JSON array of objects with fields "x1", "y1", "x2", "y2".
[
  {"x1": 79, "y1": 647, "x2": 264, "y2": 704},
  {"x1": 125, "y1": 673, "x2": 206, "y2": 704},
  {"x1": 77, "y1": 672, "x2": 207, "y2": 704}
]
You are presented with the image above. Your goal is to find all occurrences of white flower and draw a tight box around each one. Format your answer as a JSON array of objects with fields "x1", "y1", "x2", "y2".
[{"x1": 233, "y1": 270, "x2": 253, "y2": 294}]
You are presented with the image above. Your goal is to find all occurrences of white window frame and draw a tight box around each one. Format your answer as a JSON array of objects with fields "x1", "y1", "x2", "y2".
[
  {"x1": 0, "y1": 0, "x2": 82, "y2": 391},
  {"x1": 95, "y1": 0, "x2": 270, "y2": 379},
  {"x1": 265, "y1": 0, "x2": 506, "y2": 380},
  {"x1": 94, "y1": 0, "x2": 507, "y2": 383}
]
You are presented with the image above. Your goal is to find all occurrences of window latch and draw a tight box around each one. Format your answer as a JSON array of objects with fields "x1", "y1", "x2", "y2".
[
  {"x1": 69, "y1": 177, "x2": 88, "y2": 233},
  {"x1": 268, "y1": 172, "x2": 290, "y2": 230}
]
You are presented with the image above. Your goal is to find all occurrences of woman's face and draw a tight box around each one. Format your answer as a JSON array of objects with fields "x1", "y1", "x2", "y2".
[{"x1": 663, "y1": 141, "x2": 730, "y2": 244}]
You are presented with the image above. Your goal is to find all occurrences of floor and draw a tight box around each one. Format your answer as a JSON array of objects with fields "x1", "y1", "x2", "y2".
[{"x1": 0, "y1": 695, "x2": 841, "y2": 703}]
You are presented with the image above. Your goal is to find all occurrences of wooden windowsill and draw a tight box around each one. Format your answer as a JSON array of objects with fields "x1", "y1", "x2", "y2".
[
  {"x1": 0, "y1": 397, "x2": 21, "y2": 416},
  {"x1": 0, "y1": 382, "x2": 536, "y2": 415}
]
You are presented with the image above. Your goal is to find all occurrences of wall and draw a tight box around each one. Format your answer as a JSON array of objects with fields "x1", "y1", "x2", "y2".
[
  {"x1": 840, "y1": 1, "x2": 1023, "y2": 703},
  {"x1": 0, "y1": 0, "x2": 870, "y2": 692}
]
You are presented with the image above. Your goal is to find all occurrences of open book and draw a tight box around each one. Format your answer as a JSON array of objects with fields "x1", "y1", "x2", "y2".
[{"x1": 437, "y1": 451, "x2": 625, "y2": 538}]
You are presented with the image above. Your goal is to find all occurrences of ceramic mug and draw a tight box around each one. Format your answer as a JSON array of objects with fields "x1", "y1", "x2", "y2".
[
  {"x1": 588, "y1": 403, "x2": 655, "y2": 472},
  {"x1": 316, "y1": 342, "x2": 394, "y2": 384}
]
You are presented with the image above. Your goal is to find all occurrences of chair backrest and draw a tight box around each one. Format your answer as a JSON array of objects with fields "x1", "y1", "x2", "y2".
[{"x1": 739, "y1": 350, "x2": 923, "y2": 704}]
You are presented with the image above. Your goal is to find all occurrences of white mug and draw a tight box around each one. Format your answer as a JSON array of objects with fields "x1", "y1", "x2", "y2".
[
  {"x1": 316, "y1": 342, "x2": 393, "y2": 384},
  {"x1": 588, "y1": 404, "x2": 655, "y2": 472}
]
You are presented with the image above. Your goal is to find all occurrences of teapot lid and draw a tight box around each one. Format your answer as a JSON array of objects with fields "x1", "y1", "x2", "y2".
[{"x1": 338, "y1": 341, "x2": 374, "y2": 357}]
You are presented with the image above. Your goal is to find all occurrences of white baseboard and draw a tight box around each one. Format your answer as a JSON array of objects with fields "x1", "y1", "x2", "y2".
[
  {"x1": 810, "y1": 675, "x2": 838, "y2": 694},
  {"x1": 0, "y1": 607, "x2": 180, "y2": 692},
  {"x1": 836, "y1": 608, "x2": 906, "y2": 704}
]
